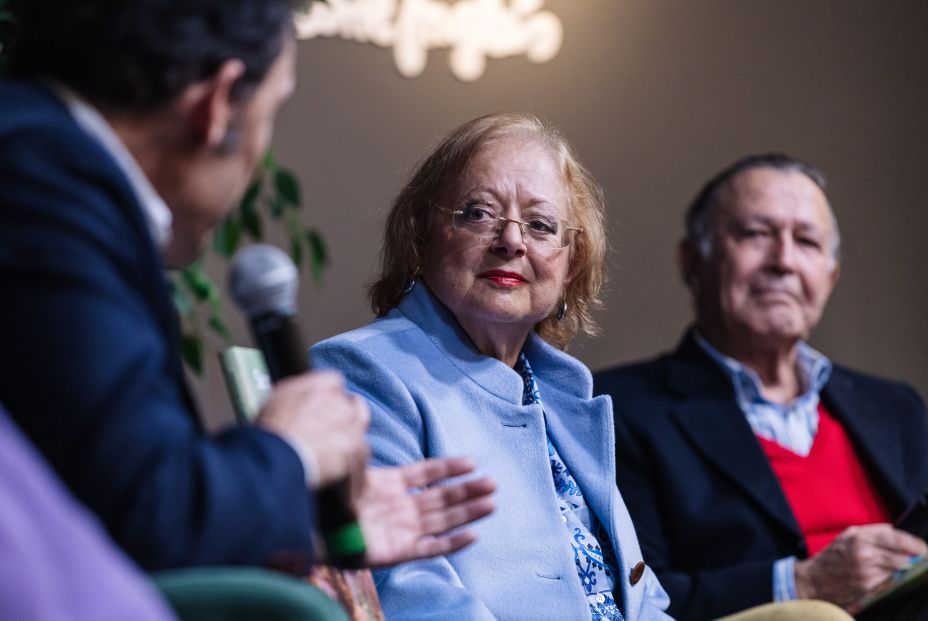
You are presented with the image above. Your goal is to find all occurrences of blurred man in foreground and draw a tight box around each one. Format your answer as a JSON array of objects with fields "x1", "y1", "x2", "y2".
[
  {"x1": 0, "y1": 0, "x2": 493, "y2": 573},
  {"x1": 595, "y1": 154, "x2": 928, "y2": 620}
]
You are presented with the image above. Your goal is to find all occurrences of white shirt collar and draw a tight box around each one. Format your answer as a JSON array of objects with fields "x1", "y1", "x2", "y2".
[
  {"x1": 692, "y1": 329, "x2": 832, "y2": 407},
  {"x1": 46, "y1": 81, "x2": 173, "y2": 254}
]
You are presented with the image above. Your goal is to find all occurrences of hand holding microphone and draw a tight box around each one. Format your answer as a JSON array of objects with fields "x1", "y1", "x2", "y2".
[
  {"x1": 257, "y1": 371, "x2": 370, "y2": 489},
  {"x1": 229, "y1": 244, "x2": 367, "y2": 568}
]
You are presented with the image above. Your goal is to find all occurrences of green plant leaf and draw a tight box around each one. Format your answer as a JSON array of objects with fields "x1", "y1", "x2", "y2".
[
  {"x1": 207, "y1": 289, "x2": 222, "y2": 315},
  {"x1": 263, "y1": 150, "x2": 278, "y2": 172},
  {"x1": 180, "y1": 332, "x2": 204, "y2": 375},
  {"x1": 274, "y1": 168, "x2": 301, "y2": 207},
  {"x1": 167, "y1": 147, "x2": 330, "y2": 375},
  {"x1": 240, "y1": 179, "x2": 261, "y2": 214},
  {"x1": 208, "y1": 316, "x2": 233, "y2": 342},
  {"x1": 306, "y1": 229, "x2": 329, "y2": 284},
  {"x1": 180, "y1": 262, "x2": 213, "y2": 300},
  {"x1": 212, "y1": 215, "x2": 242, "y2": 257},
  {"x1": 269, "y1": 197, "x2": 285, "y2": 218},
  {"x1": 240, "y1": 195, "x2": 262, "y2": 239},
  {"x1": 290, "y1": 231, "x2": 304, "y2": 268}
]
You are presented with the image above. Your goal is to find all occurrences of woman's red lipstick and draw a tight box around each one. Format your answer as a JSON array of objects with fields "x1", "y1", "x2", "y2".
[{"x1": 480, "y1": 270, "x2": 527, "y2": 287}]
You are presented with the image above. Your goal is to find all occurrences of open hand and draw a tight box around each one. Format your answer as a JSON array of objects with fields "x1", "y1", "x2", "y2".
[{"x1": 357, "y1": 457, "x2": 495, "y2": 567}]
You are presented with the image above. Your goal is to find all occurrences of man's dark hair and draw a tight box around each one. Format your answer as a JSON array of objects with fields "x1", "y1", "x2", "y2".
[
  {"x1": 12, "y1": 0, "x2": 296, "y2": 110},
  {"x1": 684, "y1": 152, "x2": 839, "y2": 259}
]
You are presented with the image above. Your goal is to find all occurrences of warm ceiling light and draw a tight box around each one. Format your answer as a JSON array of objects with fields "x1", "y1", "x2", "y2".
[{"x1": 296, "y1": 0, "x2": 563, "y2": 82}]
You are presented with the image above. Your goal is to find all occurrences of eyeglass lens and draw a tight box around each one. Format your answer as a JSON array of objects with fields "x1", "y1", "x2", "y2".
[{"x1": 451, "y1": 204, "x2": 576, "y2": 249}]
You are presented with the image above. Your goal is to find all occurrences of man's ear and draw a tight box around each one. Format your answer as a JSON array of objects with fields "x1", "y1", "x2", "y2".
[
  {"x1": 678, "y1": 238, "x2": 702, "y2": 293},
  {"x1": 179, "y1": 59, "x2": 246, "y2": 149},
  {"x1": 828, "y1": 260, "x2": 841, "y2": 290}
]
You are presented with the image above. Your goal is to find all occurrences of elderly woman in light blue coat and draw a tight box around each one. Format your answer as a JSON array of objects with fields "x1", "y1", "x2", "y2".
[{"x1": 313, "y1": 112, "x2": 672, "y2": 621}]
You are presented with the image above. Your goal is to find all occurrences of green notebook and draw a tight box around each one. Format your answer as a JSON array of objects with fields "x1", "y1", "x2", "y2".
[{"x1": 219, "y1": 346, "x2": 273, "y2": 424}]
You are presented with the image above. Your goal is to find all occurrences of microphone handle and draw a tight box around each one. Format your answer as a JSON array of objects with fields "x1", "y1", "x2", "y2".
[
  {"x1": 253, "y1": 313, "x2": 310, "y2": 380},
  {"x1": 251, "y1": 313, "x2": 367, "y2": 569}
]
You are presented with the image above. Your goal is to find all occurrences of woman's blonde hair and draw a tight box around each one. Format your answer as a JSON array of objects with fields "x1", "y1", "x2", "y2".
[{"x1": 369, "y1": 112, "x2": 607, "y2": 350}]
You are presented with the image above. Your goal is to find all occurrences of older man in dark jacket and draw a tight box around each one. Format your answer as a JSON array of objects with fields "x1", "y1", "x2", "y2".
[{"x1": 595, "y1": 154, "x2": 928, "y2": 621}]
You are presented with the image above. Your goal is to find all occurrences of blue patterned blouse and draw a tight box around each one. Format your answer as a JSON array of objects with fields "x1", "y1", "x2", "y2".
[{"x1": 516, "y1": 353, "x2": 624, "y2": 621}]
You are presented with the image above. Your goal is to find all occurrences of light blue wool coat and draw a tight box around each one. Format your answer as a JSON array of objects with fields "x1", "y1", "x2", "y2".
[{"x1": 312, "y1": 284, "x2": 673, "y2": 621}]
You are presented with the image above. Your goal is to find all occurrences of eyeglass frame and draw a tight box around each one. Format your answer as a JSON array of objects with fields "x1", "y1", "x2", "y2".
[{"x1": 438, "y1": 207, "x2": 583, "y2": 249}]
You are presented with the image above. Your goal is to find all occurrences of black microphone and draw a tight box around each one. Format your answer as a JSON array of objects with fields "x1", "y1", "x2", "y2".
[{"x1": 229, "y1": 244, "x2": 366, "y2": 569}]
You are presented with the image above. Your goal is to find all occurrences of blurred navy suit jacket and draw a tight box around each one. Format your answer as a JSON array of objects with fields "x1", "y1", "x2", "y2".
[
  {"x1": 594, "y1": 332, "x2": 928, "y2": 621},
  {"x1": 0, "y1": 82, "x2": 316, "y2": 570}
]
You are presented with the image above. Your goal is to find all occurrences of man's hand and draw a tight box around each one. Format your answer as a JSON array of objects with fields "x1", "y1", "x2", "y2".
[
  {"x1": 358, "y1": 457, "x2": 496, "y2": 567},
  {"x1": 794, "y1": 523, "x2": 928, "y2": 609},
  {"x1": 256, "y1": 371, "x2": 370, "y2": 489}
]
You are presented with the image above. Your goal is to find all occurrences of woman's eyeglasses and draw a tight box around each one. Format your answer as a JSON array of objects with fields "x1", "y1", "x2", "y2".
[{"x1": 441, "y1": 203, "x2": 582, "y2": 251}]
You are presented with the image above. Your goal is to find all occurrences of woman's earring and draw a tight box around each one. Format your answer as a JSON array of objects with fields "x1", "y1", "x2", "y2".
[
  {"x1": 402, "y1": 266, "x2": 421, "y2": 294},
  {"x1": 557, "y1": 300, "x2": 567, "y2": 321}
]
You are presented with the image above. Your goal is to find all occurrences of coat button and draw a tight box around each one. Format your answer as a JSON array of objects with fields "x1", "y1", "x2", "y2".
[
  {"x1": 629, "y1": 561, "x2": 646, "y2": 586},
  {"x1": 595, "y1": 593, "x2": 606, "y2": 604}
]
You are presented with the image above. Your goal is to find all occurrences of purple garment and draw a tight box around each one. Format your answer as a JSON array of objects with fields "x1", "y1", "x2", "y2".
[{"x1": 0, "y1": 408, "x2": 176, "y2": 620}]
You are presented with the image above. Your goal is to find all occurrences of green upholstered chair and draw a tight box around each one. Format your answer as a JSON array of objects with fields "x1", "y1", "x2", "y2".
[{"x1": 153, "y1": 567, "x2": 350, "y2": 621}]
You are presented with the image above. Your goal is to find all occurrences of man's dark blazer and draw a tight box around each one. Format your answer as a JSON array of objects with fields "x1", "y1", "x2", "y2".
[
  {"x1": 593, "y1": 331, "x2": 928, "y2": 621},
  {"x1": 0, "y1": 82, "x2": 317, "y2": 570}
]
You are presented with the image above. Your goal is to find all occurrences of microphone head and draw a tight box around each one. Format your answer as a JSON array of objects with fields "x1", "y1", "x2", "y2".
[{"x1": 228, "y1": 244, "x2": 299, "y2": 318}]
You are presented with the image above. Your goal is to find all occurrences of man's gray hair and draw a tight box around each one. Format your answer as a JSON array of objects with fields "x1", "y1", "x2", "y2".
[{"x1": 685, "y1": 153, "x2": 841, "y2": 261}]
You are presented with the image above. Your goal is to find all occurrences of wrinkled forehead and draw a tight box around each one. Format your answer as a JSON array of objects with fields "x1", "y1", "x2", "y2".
[
  {"x1": 716, "y1": 167, "x2": 835, "y2": 234},
  {"x1": 466, "y1": 133, "x2": 561, "y2": 173},
  {"x1": 452, "y1": 136, "x2": 569, "y2": 208}
]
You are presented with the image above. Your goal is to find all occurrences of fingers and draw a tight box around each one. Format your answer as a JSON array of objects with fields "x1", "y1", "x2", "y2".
[
  {"x1": 848, "y1": 526, "x2": 926, "y2": 589},
  {"x1": 398, "y1": 456, "x2": 478, "y2": 488},
  {"x1": 879, "y1": 527, "x2": 928, "y2": 556},
  {"x1": 272, "y1": 370, "x2": 347, "y2": 401},
  {"x1": 397, "y1": 460, "x2": 496, "y2": 534},
  {"x1": 394, "y1": 458, "x2": 496, "y2": 533},
  {"x1": 418, "y1": 494, "x2": 496, "y2": 536},
  {"x1": 278, "y1": 369, "x2": 345, "y2": 387},
  {"x1": 358, "y1": 460, "x2": 495, "y2": 567},
  {"x1": 267, "y1": 372, "x2": 369, "y2": 428},
  {"x1": 257, "y1": 370, "x2": 371, "y2": 488},
  {"x1": 409, "y1": 530, "x2": 480, "y2": 560},
  {"x1": 844, "y1": 523, "x2": 928, "y2": 558},
  {"x1": 799, "y1": 524, "x2": 928, "y2": 604},
  {"x1": 863, "y1": 545, "x2": 920, "y2": 578},
  {"x1": 349, "y1": 392, "x2": 371, "y2": 429},
  {"x1": 414, "y1": 476, "x2": 497, "y2": 513}
]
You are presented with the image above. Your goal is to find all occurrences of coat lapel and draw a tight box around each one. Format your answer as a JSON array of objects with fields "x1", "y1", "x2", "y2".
[
  {"x1": 824, "y1": 371, "x2": 908, "y2": 512},
  {"x1": 544, "y1": 390, "x2": 616, "y2": 529},
  {"x1": 545, "y1": 384, "x2": 648, "y2": 614},
  {"x1": 667, "y1": 334, "x2": 802, "y2": 538},
  {"x1": 536, "y1": 340, "x2": 649, "y2": 616},
  {"x1": 525, "y1": 334, "x2": 616, "y2": 530}
]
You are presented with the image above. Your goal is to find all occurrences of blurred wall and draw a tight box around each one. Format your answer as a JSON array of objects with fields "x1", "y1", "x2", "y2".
[{"x1": 197, "y1": 0, "x2": 928, "y2": 426}]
